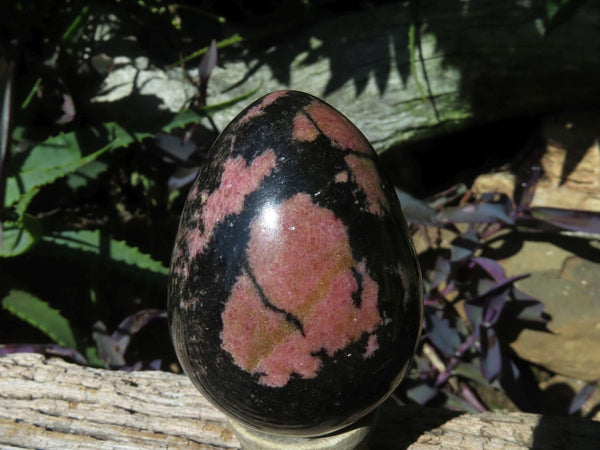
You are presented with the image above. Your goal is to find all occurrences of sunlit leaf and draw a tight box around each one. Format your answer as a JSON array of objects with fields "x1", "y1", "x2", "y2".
[
  {"x1": 41, "y1": 229, "x2": 169, "y2": 282},
  {"x1": 438, "y1": 194, "x2": 514, "y2": 225},
  {"x1": 472, "y1": 257, "x2": 506, "y2": 283},
  {"x1": 2, "y1": 289, "x2": 77, "y2": 348},
  {"x1": 0, "y1": 214, "x2": 42, "y2": 257},
  {"x1": 65, "y1": 160, "x2": 109, "y2": 190},
  {"x1": 568, "y1": 381, "x2": 598, "y2": 415},
  {"x1": 395, "y1": 188, "x2": 437, "y2": 225},
  {"x1": 160, "y1": 86, "x2": 262, "y2": 134},
  {"x1": 5, "y1": 122, "x2": 137, "y2": 207},
  {"x1": 511, "y1": 289, "x2": 549, "y2": 323},
  {"x1": 529, "y1": 207, "x2": 600, "y2": 234}
]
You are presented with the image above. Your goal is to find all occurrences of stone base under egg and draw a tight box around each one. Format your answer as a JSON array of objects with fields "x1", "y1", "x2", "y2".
[{"x1": 228, "y1": 410, "x2": 378, "y2": 450}]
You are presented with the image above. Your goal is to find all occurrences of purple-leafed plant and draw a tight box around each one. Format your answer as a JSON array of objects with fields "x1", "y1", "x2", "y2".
[
  {"x1": 1, "y1": 309, "x2": 166, "y2": 370},
  {"x1": 395, "y1": 147, "x2": 600, "y2": 414}
]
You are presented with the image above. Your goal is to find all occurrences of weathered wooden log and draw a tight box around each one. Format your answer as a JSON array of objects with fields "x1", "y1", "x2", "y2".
[
  {"x1": 201, "y1": 0, "x2": 600, "y2": 152},
  {"x1": 1, "y1": 353, "x2": 599, "y2": 449}
]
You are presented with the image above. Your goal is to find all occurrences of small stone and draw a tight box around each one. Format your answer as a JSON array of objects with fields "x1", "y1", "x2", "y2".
[{"x1": 501, "y1": 242, "x2": 600, "y2": 381}]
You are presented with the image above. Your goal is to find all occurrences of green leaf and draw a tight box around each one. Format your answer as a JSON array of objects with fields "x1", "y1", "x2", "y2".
[
  {"x1": 168, "y1": 33, "x2": 244, "y2": 68},
  {"x1": 65, "y1": 160, "x2": 109, "y2": 191},
  {"x1": 60, "y1": 4, "x2": 91, "y2": 45},
  {"x1": 0, "y1": 214, "x2": 42, "y2": 257},
  {"x1": 42, "y1": 229, "x2": 169, "y2": 281},
  {"x1": 21, "y1": 77, "x2": 42, "y2": 110},
  {"x1": 160, "y1": 87, "x2": 262, "y2": 134},
  {"x1": 84, "y1": 345, "x2": 106, "y2": 367},
  {"x1": 2, "y1": 289, "x2": 77, "y2": 348},
  {"x1": 5, "y1": 122, "x2": 138, "y2": 208},
  {"x1": 544, "y1": 0, "x2": 587, "y2": 35}
]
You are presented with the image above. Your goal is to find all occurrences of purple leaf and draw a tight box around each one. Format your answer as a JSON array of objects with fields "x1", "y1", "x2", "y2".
[
  {"x1": 513, "y1": 147, "x2": 544, "y2": 208},
  {"x1": 155, "y1": 132, "x2": 198, "y2": 163},
  {"x1": 464, "y1": 302, "x2": 483, "y2": 329},
  {"x1": 429, "y1": 183, "x2": 468, "y2": 209},
  {"x1": 483, "y1": 290, "x2": 509, "y2": 327},
  {"x1": 476, "y1": 274, "x2": 530, "y2": 300},
  {"x1": 511, "y1": 289, "x2": 549, "y2": 323},
  {"x1": 479, "y1": 326, "x2": 501, "y2": 381},
  {"x1": 472, "y1": 257, "x2": 506, "y2": 283},
  {"x1": 168, "y1": 166, "x2": 200, "y2": 190},
  {"x1": 395, "y1": 188, "x2": 438, "y2": 225},
  {"x1": 406, "y1": 383, "x2": 439, "y2": 405},
  {"x1": 430, "y1": 256, "x2": 451, "y2": 289},
  {"x1": 438, "y1": 195, "x2": 514, "y2": 225},
  {"x1": 93, "y1": 322, "x2": 126, "y2": 367},
  {"x1": 0, "y1": 343, "x2": 87, "y2": 365},
  {"x1": 568, "y1": 381, "x2": 598, "y2": 415},
  {"x1": 450, "y1": 233, "x2": 479, "y2": 262},
  {"x1": 112, "y1": 309, "x2": 167, "y2": 356},
  {"x1": 148, "y1": 359, "x2": 162, "y2": 371},
  {"x1": 460, "y1": 384, "x2": 488, "y2": 413},
  {"x1": 452, "y1": 360, "x2": 490, "y2": 386},
  {"x1": 55, "y1": 93, "x2": 75, "y2": 124},
  {"x1": 498, "y1": 358, "x2": 541, "y2": 412},
  {"x1": 528, "y1": 207, "x2": 600, "y2": 234},
  {"x1": 197, "y1": 39, "x2": 218, "y2": 105},
  {"x1": 444, "y1": 392, "x2": 483, "y2": 414},
  {"x1": 427, "y1": 312, "x2": 462, "y2": 356}
]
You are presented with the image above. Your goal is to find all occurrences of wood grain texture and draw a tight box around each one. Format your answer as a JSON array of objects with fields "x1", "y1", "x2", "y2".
[
  {"x1": 204, "y1": 0, "x2": 600, "y2": 152},
  {"x1": 1, "y1": 353, "x2": 599, "y2": 449}
]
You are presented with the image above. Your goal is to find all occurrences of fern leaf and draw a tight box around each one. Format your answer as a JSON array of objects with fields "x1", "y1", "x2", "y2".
[
  {"x1": 5, "y1": 122, "x2": 137, "y2": 207},
  {"x1": 2, "y1": 289, "x2": 77, "y2": 348},
  {"x1": 42, "y1": 229, "x2": 169, "y2": 281}
]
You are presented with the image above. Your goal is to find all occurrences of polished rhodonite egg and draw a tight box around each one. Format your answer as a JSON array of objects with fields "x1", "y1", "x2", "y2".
[{"x1": 168, "y1": 90, "x2": 422, "y2": 437}]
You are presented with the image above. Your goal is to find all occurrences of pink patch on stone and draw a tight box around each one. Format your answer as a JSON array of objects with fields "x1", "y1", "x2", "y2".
[
  {"x1": 345, "y1": 154, "x2": 387, "y2": 216},
  {"x1": 221, "y1": 193, "x2": 382, "y2": 387},
  {"x1": 221, "y1": 273, "x2": 297, "y2": 369},
  {"x1": 292, "y1": 112, "x2": 319, "y2": 142},
  {"x1": 249, "y1": 193, "x2": 353, "y2": 312},
  {"x1": 363, "y1": 334, "x2": 379, "y2": 359},
  {"x1": 255, "y1": 337, "x2": 321, "y2": 388},
  {"x1": 335, "y1": 171, "x2": 349, "y2": 183},
  {"x1": 185, "y1": 150, "x2": 277, "y2": 258},
  {"x1": 237, "y1": 91, "x2": 289, "y2": 126},
  {"x1": 304, "y1": 101, "x2": 372, "y2": 154}
]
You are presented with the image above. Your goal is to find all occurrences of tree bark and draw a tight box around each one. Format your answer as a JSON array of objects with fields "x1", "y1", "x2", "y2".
[
  {"x1": 1, "y1": 353, "x2": 599, "y2": 449},
  {"x1": 202, "y1": 0, "x2": 600, "y2": 152}
]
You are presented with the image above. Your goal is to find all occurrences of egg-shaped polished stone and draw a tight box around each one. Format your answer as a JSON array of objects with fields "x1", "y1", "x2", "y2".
[{"x1": 168, "y1": 90, "x2": 422, "y2": 437}]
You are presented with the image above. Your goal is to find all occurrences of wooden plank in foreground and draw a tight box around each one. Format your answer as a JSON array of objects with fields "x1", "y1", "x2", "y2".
[{"x1": 1, "y1": 354, "x2": 599, "y2": 449}]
